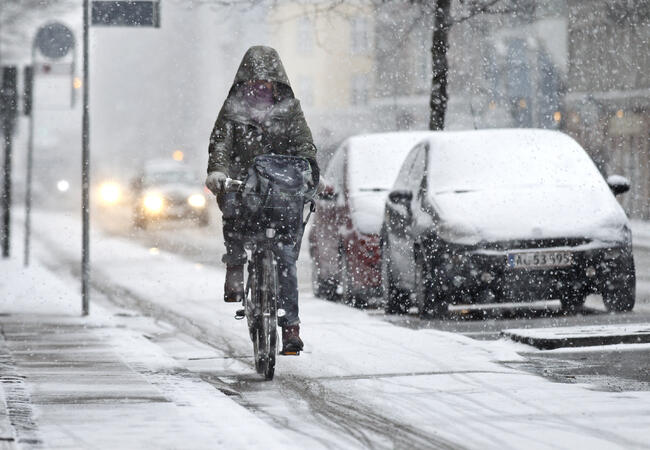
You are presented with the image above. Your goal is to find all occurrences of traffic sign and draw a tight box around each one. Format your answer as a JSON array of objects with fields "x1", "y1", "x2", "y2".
[
  {"x1": 35, "y1": 22, "x2": 75, "y2": 59},
  {"x1": 91, "y1": 1, "x2": 161, "y2": 27}
]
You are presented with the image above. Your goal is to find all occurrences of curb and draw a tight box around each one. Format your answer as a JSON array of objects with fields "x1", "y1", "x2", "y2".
[{"x1": 502, "y1": 324, "x2": 650, "y2": 350}]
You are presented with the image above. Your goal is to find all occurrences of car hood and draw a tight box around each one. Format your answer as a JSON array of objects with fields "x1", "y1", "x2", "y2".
[{"x1": 432, "y1": 186, "x2": 629, "y2": 245}]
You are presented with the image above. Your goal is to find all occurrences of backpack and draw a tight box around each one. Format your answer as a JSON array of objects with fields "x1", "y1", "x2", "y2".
[{"x1": 243, "y1": 154, "x2": 313, "y2": 242}]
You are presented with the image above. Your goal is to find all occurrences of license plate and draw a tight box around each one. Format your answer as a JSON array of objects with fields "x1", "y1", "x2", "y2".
[{"x1": 507, "y1": 251, "x2": 573, "y2": 269}]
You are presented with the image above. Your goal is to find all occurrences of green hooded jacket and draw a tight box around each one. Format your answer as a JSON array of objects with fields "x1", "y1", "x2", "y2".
[{"x1": 208, "y1": 46, "x2": 318, "y2": 182}]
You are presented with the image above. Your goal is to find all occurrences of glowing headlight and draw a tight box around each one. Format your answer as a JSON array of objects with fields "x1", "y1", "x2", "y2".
[
  {"x1": 143, "y1": 194, "x2": 164, "y2": 213},
  {"x1": 188, "y1": 194, "x2": 206, "y2": 208},
  {"x1": 99, "y1": 182, "x2": 120, "y2": 205},
  {"x1": 57, "y1": 180, "x2": 70, "y2": 192}
]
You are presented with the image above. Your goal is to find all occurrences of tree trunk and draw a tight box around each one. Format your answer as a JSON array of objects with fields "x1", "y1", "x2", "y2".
[{"x1": 429, "y1": 0, "x2": 451, "y2": 131}]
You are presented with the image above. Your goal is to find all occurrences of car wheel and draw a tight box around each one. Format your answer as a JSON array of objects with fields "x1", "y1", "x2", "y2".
[
  {"x1": 381, "y1": 238, "x2": 409, "y2": 315},
  {"x1": 415, "y1": 248, "x2": 447, "y2": 319},
  {"x1": 338, "y1": 249, "x2": 365, "y2": 307},
  {"x1": 560, "y1": 289, "x2": 586, "y2": 315},
  {"x1": 311, "y1": 259, "x2": 330, "y2": 299},
  {"x1": 198, "y1": 211, "x2": 210, "y2": 227},
  {"x1": 603, "y1": 260, "x2": 636, "y2": 313},
  {"x1": 133, "y1": 214, "x2": 147, "y2": 230}
]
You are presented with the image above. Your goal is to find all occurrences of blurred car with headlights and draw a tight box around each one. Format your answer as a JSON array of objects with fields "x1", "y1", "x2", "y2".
[
  {"x1": 131, "y1": 160, "x2": 209, "y2": 228},
  {"x1": 308, "y1": 131, "x2": 433, "y2": 304},
  {"x1": 381, "y1": 129, "x2": 635, "y2": 317},
  {"x1": 97, "y1": 180, "x2": 123, "y2": 207}
]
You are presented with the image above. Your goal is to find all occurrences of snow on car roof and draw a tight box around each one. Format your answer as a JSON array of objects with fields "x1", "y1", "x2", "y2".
[
  {"x1": 423, "y1": 128, "x2": 605, "y2": 193},
  {"x1": 344, "y1": 131, "x2": 436, "y2": 235},
  {"x1": 346, "y1": 131, "x2": 435, "y2": 192}
]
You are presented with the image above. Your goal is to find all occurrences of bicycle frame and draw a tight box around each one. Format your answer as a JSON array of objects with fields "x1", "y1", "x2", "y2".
[
  {"x1": 223, "y1": 176, "x2": 314, "y2": 380},
  {"x1": 244, "y1": 227, "x2": 279, "y2": 379}
]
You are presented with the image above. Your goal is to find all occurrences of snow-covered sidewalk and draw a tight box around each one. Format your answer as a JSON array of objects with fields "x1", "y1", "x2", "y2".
[
  {"x1": 7, "y1": 209, "x2": 647, "y2": 449},
  {"x1": 0, "y1": 256, "x2": 294, "y2": 449}
]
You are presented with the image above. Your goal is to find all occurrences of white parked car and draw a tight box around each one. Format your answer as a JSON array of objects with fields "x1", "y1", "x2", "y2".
[
  {"x1": 308, "y1": 131, "x2": 434, "y2": 303},
  {"x1": 381, "y1": 129, "x2": 635, "y2": 317}
]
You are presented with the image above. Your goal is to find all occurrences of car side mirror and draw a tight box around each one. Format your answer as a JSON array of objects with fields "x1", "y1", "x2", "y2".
[
  {"x1": 318, "y1": 184, "x2": 337, "y2": 201},
  {"x1": 607, "y1": 175, "x2": 630, "y2": 196},
  {"x1": 388, "y1": 190, "x2": 413, "y2": 206}
]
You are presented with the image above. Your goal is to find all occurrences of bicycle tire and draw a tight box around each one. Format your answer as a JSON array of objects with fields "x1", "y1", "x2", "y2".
[
  {"x1": 260, "y1": 249, "x2": 278, "y2": 380},
  {"x1": 249, "y1": 258, "x2": 264, "y2": 374}
]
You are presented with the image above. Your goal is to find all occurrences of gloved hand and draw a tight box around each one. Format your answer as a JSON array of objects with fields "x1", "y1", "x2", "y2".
[{"x1": 205, "y1": 171, "x2": 227, "y2": 195}]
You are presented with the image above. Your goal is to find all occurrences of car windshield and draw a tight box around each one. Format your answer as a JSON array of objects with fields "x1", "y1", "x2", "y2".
[
  {"x1": 143, "y1": 170, "x2": 197, "y2": 186},
  {"x1": 428, "y1": 130, "x2": 604, "y2": 194},
  {"x1": 347, "y1": 133, "x2": 431, "y2": 193}
]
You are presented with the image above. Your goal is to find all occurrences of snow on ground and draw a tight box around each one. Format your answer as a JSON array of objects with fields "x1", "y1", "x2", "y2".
[
  {"x1": 0, "y1": 240, "x2": 297, "y2": 449},
  {"x1": 16, "y1": 208, "x2": 650, "y2": 449}
]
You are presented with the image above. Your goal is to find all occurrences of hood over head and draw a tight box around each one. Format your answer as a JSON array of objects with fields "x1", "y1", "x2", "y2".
[{"x1": 232, "y1": 46, "x2": 291, "y2": 89}]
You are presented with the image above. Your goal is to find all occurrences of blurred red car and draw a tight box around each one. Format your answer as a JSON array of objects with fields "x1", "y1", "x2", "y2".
[{"x1": 309, "y1": 131, "x2": 433, "y2": 304}]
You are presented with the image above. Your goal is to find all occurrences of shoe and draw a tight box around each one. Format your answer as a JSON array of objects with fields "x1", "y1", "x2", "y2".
[
  {"x1": 281, "y1": 325, "x2": 303, "y2": 355},
  {"x1": 224, "y1": 265, "x2": 244, "y2": 303}
]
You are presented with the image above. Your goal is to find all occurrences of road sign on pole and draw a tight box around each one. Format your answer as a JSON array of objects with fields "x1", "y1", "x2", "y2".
[
  {"x1": 35, "y1": 22, "x2": 75, "y2": 59},
  {"x1": 92, "y1": 1, "x2": 160, "y2": 27},
  {"x1": 24, "y1": 22, "x2": 77, "y2": 267},
  {"x1": 78, "y1": 0, "x2": 161, "y2": 315}
]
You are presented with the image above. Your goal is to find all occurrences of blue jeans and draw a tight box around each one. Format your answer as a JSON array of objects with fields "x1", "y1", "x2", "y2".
[{"x1": 219, "y1": 191, "x2": 302, "y2": 327}]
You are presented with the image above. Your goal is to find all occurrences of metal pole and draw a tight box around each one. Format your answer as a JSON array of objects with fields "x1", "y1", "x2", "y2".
[
  {"x1": 1, "y1": 66, "x2": 16, "y2": 259},
  {"x1": 24, "y1": 56, "x2": 35, "y2": 266},
  {"x1": 81, "y1": 0, "x2": 90, "y2": 315},
  {"x1": 1, "y1": 119, "x2": 11, "y2": 258}
]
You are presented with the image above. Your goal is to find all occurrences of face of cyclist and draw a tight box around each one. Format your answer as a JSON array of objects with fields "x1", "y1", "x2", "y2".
[{"x1": 242, "y1": 80, "x2": 274, "y2": 108}]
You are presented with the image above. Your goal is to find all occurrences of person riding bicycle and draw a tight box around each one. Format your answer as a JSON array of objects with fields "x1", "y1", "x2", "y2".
[{"x1": 205, "y1": 46, "x2": 319, "y2": 354}]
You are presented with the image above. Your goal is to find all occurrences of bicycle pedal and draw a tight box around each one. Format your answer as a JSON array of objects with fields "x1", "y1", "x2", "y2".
[
  {"x1": 280, "y1": 350, "x2": 300, "y2": 356},
  {"x1": 234, "y1": 309, "x2": 245, "y2": 320}
]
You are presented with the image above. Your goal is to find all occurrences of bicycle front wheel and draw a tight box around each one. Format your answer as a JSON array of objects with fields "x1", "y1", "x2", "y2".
[{"x1": 257, "y1": 249, "x2": 278, "y2": 380}]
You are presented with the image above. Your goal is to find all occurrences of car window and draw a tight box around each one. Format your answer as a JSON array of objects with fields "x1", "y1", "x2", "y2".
[
  {"x1": 393, "y1": 144, "x2": 420, "y2": 191},
  {"x1": 324, "y1": 144, "x2": 346, "y2": 204},
  {"x1": 408, "y1": 146, "x2": 426, "y2": 193}
]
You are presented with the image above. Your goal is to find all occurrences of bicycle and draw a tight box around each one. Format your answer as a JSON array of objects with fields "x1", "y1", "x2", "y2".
[{"x1": 223, "y1": 172, "x2": 315, "y2": 380}]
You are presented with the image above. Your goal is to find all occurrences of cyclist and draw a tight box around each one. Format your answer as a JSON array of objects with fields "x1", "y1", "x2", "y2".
[{"x1": 205, "y1": 46, "x2": 319, "y2": 354}]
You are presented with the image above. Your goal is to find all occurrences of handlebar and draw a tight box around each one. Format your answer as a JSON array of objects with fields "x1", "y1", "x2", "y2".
[{"x1": 223, "y1": 178, "x2": 243, "y2": 192}]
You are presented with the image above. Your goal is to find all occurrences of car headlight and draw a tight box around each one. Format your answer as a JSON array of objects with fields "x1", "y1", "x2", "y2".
[
  {"x1": 143, "y1": 194, "x2": 164, "y2": 213},
  {"x1": 188, "y1": 194, "x2": 206, "y2": 208},
  {"x1": 437, "y1": 221, "x2": 481, "y2": 245},
  {"x1": 99, "y1": 182, "x2": 121, "y2": 205}
]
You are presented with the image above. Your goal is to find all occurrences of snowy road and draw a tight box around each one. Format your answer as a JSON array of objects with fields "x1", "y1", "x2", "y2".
[{"x1": 22, "y1": 209, "x2": 650, "y2": 449}]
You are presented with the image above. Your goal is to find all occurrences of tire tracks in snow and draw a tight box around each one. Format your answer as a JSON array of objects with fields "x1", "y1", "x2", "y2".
[{"x1": 33, "y1": 231, "x2": 462, "y2": 450}]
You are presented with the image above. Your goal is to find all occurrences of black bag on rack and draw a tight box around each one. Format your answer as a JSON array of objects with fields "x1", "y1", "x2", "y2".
[{"x1": 242, "y1": 154, "x2": 313, "y2": 243}]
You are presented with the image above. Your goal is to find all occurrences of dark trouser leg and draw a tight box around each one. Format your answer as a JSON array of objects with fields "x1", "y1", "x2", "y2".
[
  {"x1": 222, "y1": 218, "x2": 246, "y2": 266},
  {"x1": 276, "y1": 240, "x2": 299, "y2": 327},
  {"x1": 218, "y1": 192, "x2": 246, "y2": 266},
  {"x1": 276, "y1": 220, "x2": 304, "y2": 327}
]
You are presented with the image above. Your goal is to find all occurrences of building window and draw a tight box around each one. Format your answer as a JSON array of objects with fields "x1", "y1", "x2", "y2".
[
  {"x1": 350, "y1": 17, "x2": 370, "y2": 54},
  {"x1": 297, "y1": 76, "x2": 314, "y2": 107},
  {"x1": 297, "y1": 17, "x2": 313, "y2": 54},
  {"x1": 351, "y1": 73, "x2": 369, "y2": 105}
]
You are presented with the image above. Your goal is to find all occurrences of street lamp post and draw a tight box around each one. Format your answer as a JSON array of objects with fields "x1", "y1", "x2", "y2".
[{"x1": 82, "y1": 0, "x2": 90, "y2": 316}]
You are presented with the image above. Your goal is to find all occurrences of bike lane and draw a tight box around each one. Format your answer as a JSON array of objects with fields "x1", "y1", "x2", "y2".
[{"x1": 25, "y1": 210, "x2": 650, "y2": 449}]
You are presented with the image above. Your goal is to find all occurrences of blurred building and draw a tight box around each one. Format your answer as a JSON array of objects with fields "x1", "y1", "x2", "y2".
[
  {"x1": 564, "y1": 0, "x2": 649, "y2": 219},
  {"x1": 268, "y1": 1, "x2": 376, "y2": 161},
  {"x1": 371, "y1": 1, "x2": 567, "y2": 131}
]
